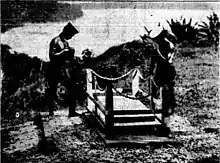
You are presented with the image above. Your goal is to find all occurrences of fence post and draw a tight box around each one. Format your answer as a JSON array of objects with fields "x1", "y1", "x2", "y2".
[
  {"x1": 132, "y1": 69, "x2": 142, "y2": 96},
  {"x1": 105, "y1": 81, "x2": 114, "y2": 139},
  {"x1": 149, "y1": 78, "x2": 155, "y2": 113},
  {"x1": 86, "y1": 69, "x2": 93, "y2": 112},
  {"x1": 93, "y1": 93, "x2": 98, "y2": 115}
]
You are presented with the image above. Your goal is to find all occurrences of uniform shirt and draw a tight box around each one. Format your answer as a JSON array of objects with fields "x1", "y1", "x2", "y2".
[
  {"x1": 49, "y1": 36, "x2": 85, "y2": 81},
  {"x1": 48, "y1": 36, "x2": 76, "y2": 80},
  {"x1": 49, "y1": 36, "x2": 71, "y2": 64}
]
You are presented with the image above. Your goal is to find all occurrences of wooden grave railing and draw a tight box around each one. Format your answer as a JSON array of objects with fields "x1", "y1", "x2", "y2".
[
  {"x1": 86, "y1": 69, "x2": 119, "y2": 138},
  {"x1": 86, "y1": 69, "x2": 171, "y2": 138}
]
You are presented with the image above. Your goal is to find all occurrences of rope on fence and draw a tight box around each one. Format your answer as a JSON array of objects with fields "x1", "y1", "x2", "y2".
[
  {"x1": 87, "y1": 68, "x2": 154, "y2": 100},
  {"x1": 112, "y1": 74, "x2": 152, "y2": 100},
  {"x1": 113, "y1": 87, "x2": 151, "y2": 100},
  {"x1": 89, "y1": 68, "x2": 136, "y2": 81}
]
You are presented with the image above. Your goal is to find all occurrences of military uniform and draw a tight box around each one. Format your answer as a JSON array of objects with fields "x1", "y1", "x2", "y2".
[
  {"x1": 149, "y1": 30, "x2": 177, "y2": 116},
  {"x1": 46, "y1": 23, "x2": 81, "y2": 116}
]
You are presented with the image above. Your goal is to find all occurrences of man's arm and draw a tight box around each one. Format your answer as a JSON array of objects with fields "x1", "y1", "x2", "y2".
[
  {"x1": 51, "y1": 41, "x2": 75, "y2": 62},
  {"x1": 53, "y1": 48, "x2": 69, "y2": 56},
  {"x1": 54, "y1": 39, "x2": 74, "y2": 57},
  {"x1": 50, "y1": 37, "x2": 74, "y2": 58}
]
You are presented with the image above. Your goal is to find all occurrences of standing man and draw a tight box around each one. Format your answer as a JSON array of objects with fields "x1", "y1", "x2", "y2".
[{"x1": 46, "y1": 22, "x2": 81, "y2": 117}]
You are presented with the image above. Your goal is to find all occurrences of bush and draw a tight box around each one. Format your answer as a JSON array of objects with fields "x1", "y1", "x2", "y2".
[
  {"x1": 167, "y1": 17, "x2": 199, "y2": 45},
  {"x1": 197, "y1": 12, "x2": 220, "y2": 47},
  {"x1": 1, "y1": 44, "x2": 48, "y2": 120}
]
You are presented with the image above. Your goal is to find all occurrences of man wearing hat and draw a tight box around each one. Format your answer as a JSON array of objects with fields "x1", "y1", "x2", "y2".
[
  {"x1": 148, "y1": 23, "x2": 177, "y2": 135},
  {"x1": 46, "y1": 22, "x2": 81, "y2": 117}
]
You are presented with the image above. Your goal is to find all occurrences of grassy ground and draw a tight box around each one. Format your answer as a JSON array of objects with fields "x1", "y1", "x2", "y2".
[{"x1": 174, "y1": 47, "x2": 219, "y2": 129}]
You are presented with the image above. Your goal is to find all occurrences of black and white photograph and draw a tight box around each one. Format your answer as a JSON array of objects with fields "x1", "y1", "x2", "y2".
[{"x1": 1, "y1": 0, "x2": 219, "y2": 162}]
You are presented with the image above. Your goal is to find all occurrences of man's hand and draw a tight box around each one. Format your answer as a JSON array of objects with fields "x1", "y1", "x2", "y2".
[{"x1": 81, "y1": 48, "x2": 93, "y2": 65}]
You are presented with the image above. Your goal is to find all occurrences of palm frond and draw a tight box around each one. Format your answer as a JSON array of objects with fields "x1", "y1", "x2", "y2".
[
  {"x1": 182, "y1": 18, "x2": 186, "y2": 25},
  {"x1": 188, "y1": 18, "x2": 192, "y2": 27}
]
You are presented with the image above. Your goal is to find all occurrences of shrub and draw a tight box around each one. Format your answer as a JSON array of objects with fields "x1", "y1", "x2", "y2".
[
  {"x1": 1, "y1": 44, "x2": 48, "y2": 119},
  {"x1": 167, "y1": 17, "x2": 199, "y2": 45},
  {"x1": 197, "y1": 12, "x2": 220, "y2": 47}
]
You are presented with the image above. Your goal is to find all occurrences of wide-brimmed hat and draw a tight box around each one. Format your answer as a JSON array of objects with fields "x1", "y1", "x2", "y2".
[{"x1": 63, "y1": 22, "x2": 79, "y2": 36}]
